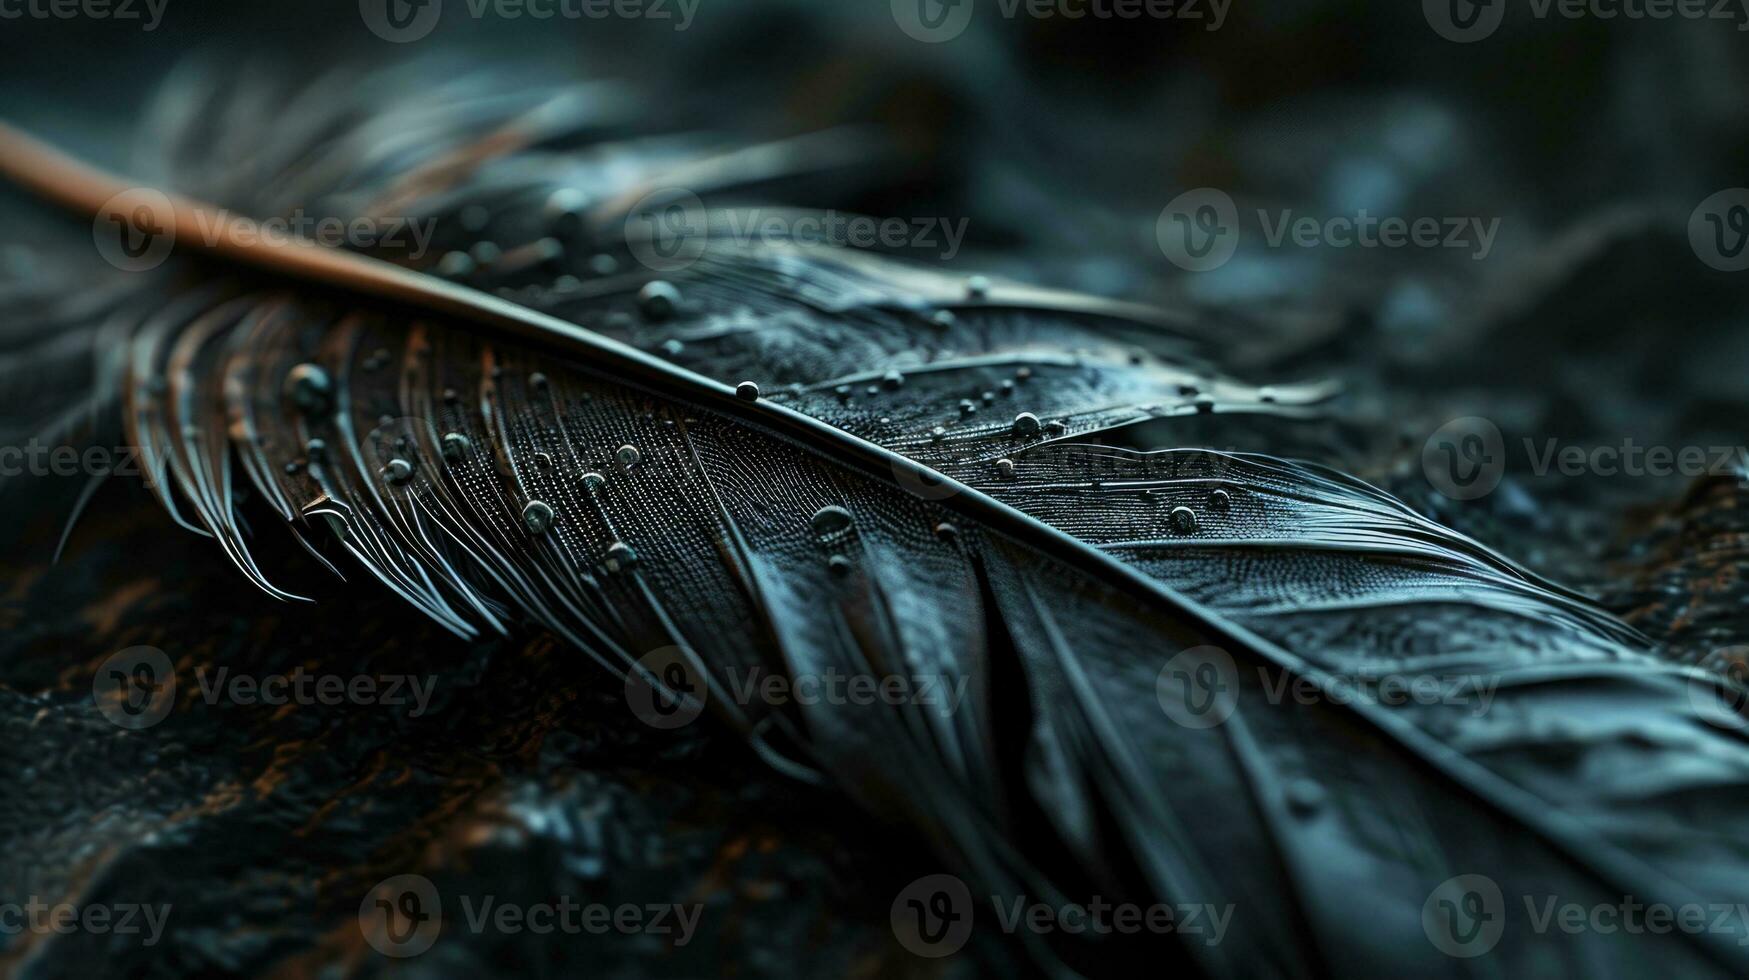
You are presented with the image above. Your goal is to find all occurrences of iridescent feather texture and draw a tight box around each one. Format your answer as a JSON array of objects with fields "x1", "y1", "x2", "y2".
[{"x1": 3, "y1": 64, "x2": 1748, "y2": 979}]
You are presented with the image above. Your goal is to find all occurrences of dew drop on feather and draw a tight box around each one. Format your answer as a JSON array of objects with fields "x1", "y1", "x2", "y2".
[
  {"x1": 638, "y1": 281, "x2": 681, "y2": 321},
  {"x1": 286, "y1": 363, "x2": 332, "y2": 415},
  {"x1": 604, "y1": 541, "x2": 638, "y2": 571},
  {"x1": 810, "y1": 505, "x2": 855, "y2": 540},
  {"x1": 522, "y1": 500, "x2": 555, "y2": 534}
]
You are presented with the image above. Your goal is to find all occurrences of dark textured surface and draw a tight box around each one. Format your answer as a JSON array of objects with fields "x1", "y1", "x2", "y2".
[
  {"x1": 3, "y1": 3, "x2": 1749, "y2": 978},
  {"x1": 0, "y1": 473, "x2": 985, "y2": 978}
]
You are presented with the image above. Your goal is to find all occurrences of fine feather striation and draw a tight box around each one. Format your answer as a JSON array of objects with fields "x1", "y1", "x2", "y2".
[{"x1": 5, "y1": 62, "x2": 1749, "y2": 978}]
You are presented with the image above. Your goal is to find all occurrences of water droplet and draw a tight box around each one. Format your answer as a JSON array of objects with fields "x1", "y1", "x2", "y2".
[
  {"x1": 1170, "y1": 506, "x2": 1197, "y2": 533},
  {"x1": 436, "y1": 251, "x2": 475, "y2": 278},
  {"x1": 959, "y1": 399, "x2": 976, "y2": 417},
  {"x1": 1177, "y1": 382, "x2": 1200, "y2": 397},
  {"x1": 470, "y1": 241, "x2": 502, "y2": 268},
  {"x1": 442, "y1": 387, "x2": 461, "y2": 405},
  {"x1": 1209, "y1": 488, "x2": 1231, "y2": 512},
  {"x1": 522, "y1": 500, "x2": 555, "y2": 534},
  {"x1": 382, "y1": 458, "x2": 414, "y2": 484},
  {"x1": 544, "y1": 188, "x2": 588, "y2": 239},
  {"x1": 616, "y1": 444, "x2": 641, "y2": 469},
  {"x1": 1258, "y1": 386, "x2": 1278, "y2": 403},
  {"x1": 966, "y1": 275, "x2": 990, "y2": 298},
  {"x1": 996, "y1": 458, "x2": 1016, "y2": 479},
  {"x1": 286, "y1": 363, "x2": 332, "y2": 416},
  {"x1": 834, "y1": 384, "x2": 852, "y2": 399},
  {"x1": 533, "y1": 451, "x2": 554, "y2": 470},
  {"x1": 1000, "y1": 380, "x2": 1016, "y2": 394},
  {"x1": 1044, "y1": 420, "x2": 1067, "y2": 436},
  {"x1": 811, "y1": 505, "x2": 855, "y2": 540},
  {"x1": 933, "y1": 522, "x2": 958, "y2": 542},
  {"x1": 441, "y1": 432, "x2": 471, "y2": 462},
  {"x1": 458, "y1": 204, "x2": 491, "y2": 233},
  {"x1": 638, "y1": 281, "x2": 681, "y2": 321},
  {"x1": 1285, "y1": 778, "x2": 1324, "y2": 815},
  {"x1": 305, "y1": 438, "x2": 327, "y2": 462},
  {"x1": 529, "y1": 372, "x2": 549, "y2": 390},
  {"x1": 1194, "y1": 396, "x2": 1215, "y2": 414},
  {"x1": 881, "y1": 370, "x2": 904, "y2": 391},
  {"x1": 931, "y1": 310, "x2": 956, "y2": 330},
  {"x1": 660, "y1": 338, "x2": 685, "y2": 357},
  {"x1": 589, "y1": 253, "x2": 619, "y2": 276},
  {"x1": 1014, "y1": 366, "x2": 1033, "y2": 382},
  {"x1": 580, "y1": 472, "x2": 605, "y2": 492},
  {"x1": 603, "y1": 541, "x2": 638, "y2": 572},
  {"x1": 1011, "y1": 412, "x2": 1042, "y2": 438},
  {"x1": 736, "y1": 381, "x2": 760, "y2": 402},
  {"x1": 283, "y1": 460, "x2": 302, "y2": 475},
  {"x1": 930, "y1": 426, "x2": 946, "y2": 443},
  {"x1": 827, "y1": 554, "x2": 853, "y2": 577}
]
